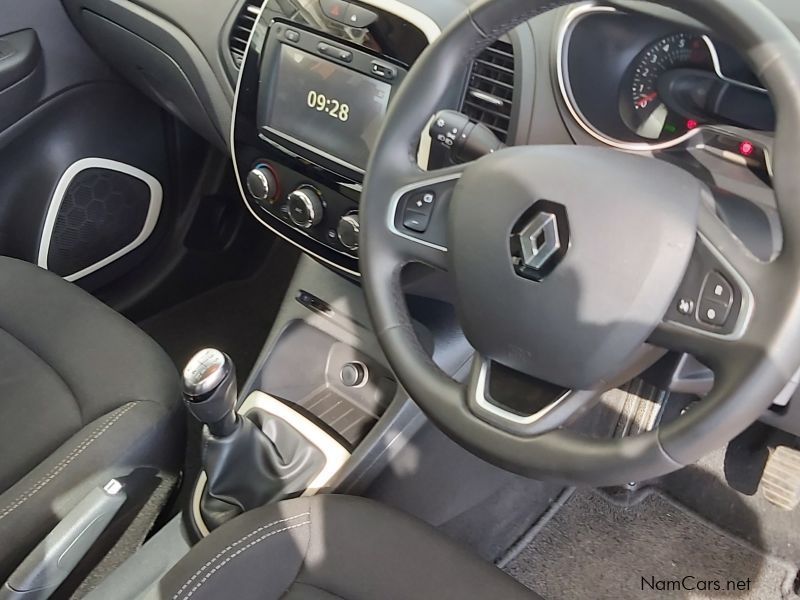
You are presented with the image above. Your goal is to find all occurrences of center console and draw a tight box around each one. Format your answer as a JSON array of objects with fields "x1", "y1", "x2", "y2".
[{"x1": 232, "y1": 0, "x2": 436, "y2": 275}]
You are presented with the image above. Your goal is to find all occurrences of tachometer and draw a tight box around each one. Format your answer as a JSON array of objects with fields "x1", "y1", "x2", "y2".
[{"x1": 621, "y1": 33, "x2": 714, "y2": 141}]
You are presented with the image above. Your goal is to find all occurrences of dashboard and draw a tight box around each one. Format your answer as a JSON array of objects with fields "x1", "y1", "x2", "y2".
[{"x1": 59, "y1": 0, "x2": 800, "y2": 274}]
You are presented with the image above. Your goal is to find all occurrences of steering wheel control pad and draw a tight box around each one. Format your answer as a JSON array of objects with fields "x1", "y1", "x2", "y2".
[
  {"x1": 448, "y1": 146, "x2": 700, "y2": 390},
  {"x1": 665, "y1": 239, "x2": 748, "y2": 336}
]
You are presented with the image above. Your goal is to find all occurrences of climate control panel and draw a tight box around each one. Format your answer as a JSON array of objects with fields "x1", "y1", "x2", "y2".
[{"x1": 242, "y1": 160, "x2": 360, "y2": 266}]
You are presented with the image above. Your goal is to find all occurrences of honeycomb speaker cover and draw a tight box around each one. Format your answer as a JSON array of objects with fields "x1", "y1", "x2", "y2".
[{"x1": 47, "y1": 167, "x2": 152, "y2": 277}]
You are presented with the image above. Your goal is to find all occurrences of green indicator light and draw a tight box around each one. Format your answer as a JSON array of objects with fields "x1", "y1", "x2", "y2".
[{"x1": 663, "y1": 123, "x2": 677, "y2": 133}]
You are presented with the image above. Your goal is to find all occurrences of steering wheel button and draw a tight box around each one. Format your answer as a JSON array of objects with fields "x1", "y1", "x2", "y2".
[
  {"x1": 702, "y1": 271, "x2": 734, "y2": 307},
  {"x1": 698, "y1": 298, "x2": 730, "y2": 326},
  {"x1": 403, "y1": 210, "x2": 430, "y2": 233},
  {"x1": 406, "y1": 192, "x2": 435, "y2": 216},
  {"x1": 677, "y1": 298, "x2": 695, "y2": 315}
]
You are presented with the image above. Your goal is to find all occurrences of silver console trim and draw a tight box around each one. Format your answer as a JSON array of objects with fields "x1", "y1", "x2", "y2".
[
  {"x1": 230, "y1": 0, "x2": 442, "y2": 277},
  {"x1": 192, "y1": 391, "x2": 351, "y2": 537}
]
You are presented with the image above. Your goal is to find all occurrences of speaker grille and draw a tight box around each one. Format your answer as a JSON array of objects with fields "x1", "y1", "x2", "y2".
[{"x1": 48, "y1": 168, "x2": 151, "y2": 277}]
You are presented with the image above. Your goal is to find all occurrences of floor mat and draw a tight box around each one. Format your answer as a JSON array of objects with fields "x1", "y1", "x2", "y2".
[
  {"x1": 662, "y1": 424, "x2": 800, "y2": 565},
  {"x1": 139, "y1": 241, "x2": 299, "y2": 379},
  {"x1": 502, "y1": 489, "x2": 798, "y2": 599}
]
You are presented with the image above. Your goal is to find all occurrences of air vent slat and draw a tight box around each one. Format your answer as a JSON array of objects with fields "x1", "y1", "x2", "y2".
[
  {"x1": 470, "y1": 73, "x2": 514, "y2": 90},
  {"x1": 473, "y1": 60, "x2": 514, "y2": 78},
  {"x1": 229, "y1": 0, "x2": 262, "y2": 70},
  {"x1": 486, "y1": 47, "x2": 514, "y2": 59},
  {"x1": 461, "y1": 40, "x2": 515, "y2": 143},
  {"x1": 463, "y1": 101, "x2": 512, "y2": 121}
]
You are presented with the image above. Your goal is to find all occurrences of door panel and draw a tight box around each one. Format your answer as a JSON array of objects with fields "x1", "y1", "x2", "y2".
[
  {"x1": 0, "y1": 29, "x2": 41, "y2": 91},
  {"x1": 0, "y1": 0, "x2": 173, "y2": 291},
  {"x1": 0, "y1": 29, "x2": 43, "y2": 133}
]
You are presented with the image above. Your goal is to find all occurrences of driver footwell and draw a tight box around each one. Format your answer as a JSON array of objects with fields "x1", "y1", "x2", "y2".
[{"x1": 501, "y1": 489, "x2": 798, "y2": 599}]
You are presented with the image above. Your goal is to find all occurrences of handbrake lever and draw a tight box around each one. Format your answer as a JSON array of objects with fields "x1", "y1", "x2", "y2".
[{"x1": 1, "y1": 479, "x2": 127, "y2": 600}]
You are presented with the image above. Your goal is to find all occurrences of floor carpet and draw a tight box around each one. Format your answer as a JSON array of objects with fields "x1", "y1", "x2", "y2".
[{"x1": 502, "y1": 489, "x2": 798, "y2": 599}]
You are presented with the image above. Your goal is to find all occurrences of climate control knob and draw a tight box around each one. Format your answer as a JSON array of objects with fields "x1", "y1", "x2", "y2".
[
  {"x1": 337, "y1": 214, "x2": 360, "y2": 251},
  {"x1": 246, "y1": 164, "x2": 278, "y2": 203},
  {"x1": 287, "y1": 187, "x2": 323, "y2": 229}
]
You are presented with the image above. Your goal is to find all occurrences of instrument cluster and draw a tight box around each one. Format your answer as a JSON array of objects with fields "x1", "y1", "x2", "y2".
[{"x1": 559, "y1": 5, "x2": 774, "y2": 149}]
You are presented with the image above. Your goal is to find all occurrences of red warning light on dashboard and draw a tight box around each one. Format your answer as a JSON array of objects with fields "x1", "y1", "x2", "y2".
[
  {"x1": 739, "y1": 140, "x2": 755, "y2": 157},
  {"x1": 686, "y1": 119, "x2": 699, "y2": 130}
]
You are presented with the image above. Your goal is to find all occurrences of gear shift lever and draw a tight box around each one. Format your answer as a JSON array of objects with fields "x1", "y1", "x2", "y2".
[
  {"x1": 182, "y1": 349, "x2": 325, "y2": 533},
  {"x1": 183, "y1": 348, "x2": 238, "y2": 437}
]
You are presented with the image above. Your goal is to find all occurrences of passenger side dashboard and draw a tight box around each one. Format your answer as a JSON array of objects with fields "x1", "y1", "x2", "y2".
[{"x1": 62, "y1": 0, "x2": 244, "y2": 149}]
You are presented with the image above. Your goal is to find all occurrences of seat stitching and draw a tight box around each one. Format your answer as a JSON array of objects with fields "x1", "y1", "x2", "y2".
[
  {"x1": 279, "y1": 500, "x2": 314, "y2": 600},
  {"x1": 0, "y1": 402, "x2": 137, "y2": 521},
  {"x1": 174, "y1": 521, "x2": 311, "y2": 600},
  {"x1": 171, "y1": 512, "x2": 311, "y2": 598}
]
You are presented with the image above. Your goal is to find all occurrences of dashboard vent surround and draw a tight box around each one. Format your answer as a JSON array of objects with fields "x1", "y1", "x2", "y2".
[
  {"x1": 229, "y1": 0, "x2": 262, "y2": 69},
  {"x1": 461, "y1": 40, "x2": 515, "y2": 143}
]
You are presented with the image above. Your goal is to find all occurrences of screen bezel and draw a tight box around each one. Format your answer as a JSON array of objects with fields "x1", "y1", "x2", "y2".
[{"x1": 257, "y1": 22, "x2": 405, "y2": 181}]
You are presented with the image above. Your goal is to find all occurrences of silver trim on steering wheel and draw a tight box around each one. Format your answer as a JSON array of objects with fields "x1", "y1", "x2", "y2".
[{"x1": 472, "y1": 358, "x2": 572, "y2": 426}]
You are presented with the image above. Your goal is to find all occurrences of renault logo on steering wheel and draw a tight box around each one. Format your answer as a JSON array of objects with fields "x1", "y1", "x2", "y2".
[{"x1": 510, "y1": 200, "x2": 570, "y2": 282}]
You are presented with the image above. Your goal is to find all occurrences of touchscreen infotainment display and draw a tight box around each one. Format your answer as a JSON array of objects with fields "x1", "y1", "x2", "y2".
[{"x1": 261, "y1": 45, "x2": 392, "y2": 172}]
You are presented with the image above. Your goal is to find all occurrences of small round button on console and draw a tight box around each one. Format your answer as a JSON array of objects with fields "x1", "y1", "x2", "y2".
[
  {"x1": 246, "y1": 165, "x2": 278, "y2": 203},
  {"x1": 337, "y1": 214, "x2": 360, "y2": 251},
  {"x1": 340, "y1": 361, "x2": 368, "y2": 387},
  {"x1": 287, "y1": 187, "x2": 324, "y2": 229}
]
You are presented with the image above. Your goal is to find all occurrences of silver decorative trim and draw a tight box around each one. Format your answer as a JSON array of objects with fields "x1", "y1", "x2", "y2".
[
  {"x1": 262, "y1": 126, "x2": 366, "y2": 175},
  {"x1": 230, "y1": 0, "x2": 442, "y2": 277},
  {"x1": 37, "y1": 158, "x2": 162, "y2": 282},
  {"x1": 387, "y1": 171, "x2": 461, "y2": 253},
  {"x1": 556, "y1": 3, "x2": 769, "y2": 151},
  {"x1": 192, "y1": 391, "x2": 351, "y2": 537},
  {"x1": 517, "y1": 212, "x2": 560, "y2": 270},
  {"x1": 472, "y1": 359, "x2": 572, "y2": 426}
]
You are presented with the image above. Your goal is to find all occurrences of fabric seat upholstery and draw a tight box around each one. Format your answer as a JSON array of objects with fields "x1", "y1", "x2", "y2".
[
  {"x1": 0, "y1": 257, "x2": 182, "y2": 580},
  {"x1": 158, "y1": 494, "x2": 540, "y2": 600}
]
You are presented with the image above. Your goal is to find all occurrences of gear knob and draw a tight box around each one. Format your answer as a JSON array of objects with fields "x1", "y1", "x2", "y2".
[{"x1": 183, "y1": 348, "x2": 238, "y2": 437}]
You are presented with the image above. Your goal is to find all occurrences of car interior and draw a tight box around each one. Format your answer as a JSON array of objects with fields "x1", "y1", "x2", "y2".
[{"x1": 2, "y1": 0, "x2": 800, "y2": 598}]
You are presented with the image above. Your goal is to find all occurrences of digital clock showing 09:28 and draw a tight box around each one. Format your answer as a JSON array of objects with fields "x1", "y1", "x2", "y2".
[{"x1": 306, "y1": 90, "x2": 350, "y2": 122}]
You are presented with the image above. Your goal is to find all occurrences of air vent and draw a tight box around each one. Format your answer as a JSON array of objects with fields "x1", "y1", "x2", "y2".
[
  {"x1": 229, "y1": 0, "x2": 262, "y2": 69},
  {"x1": 461, "y1": 40, "x2": 515, "y2": 143}
]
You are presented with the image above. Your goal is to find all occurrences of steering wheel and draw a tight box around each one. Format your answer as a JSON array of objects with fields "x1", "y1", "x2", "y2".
[{"x1": 360, "y1": 0, "x2": 800, "y2": 486}]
